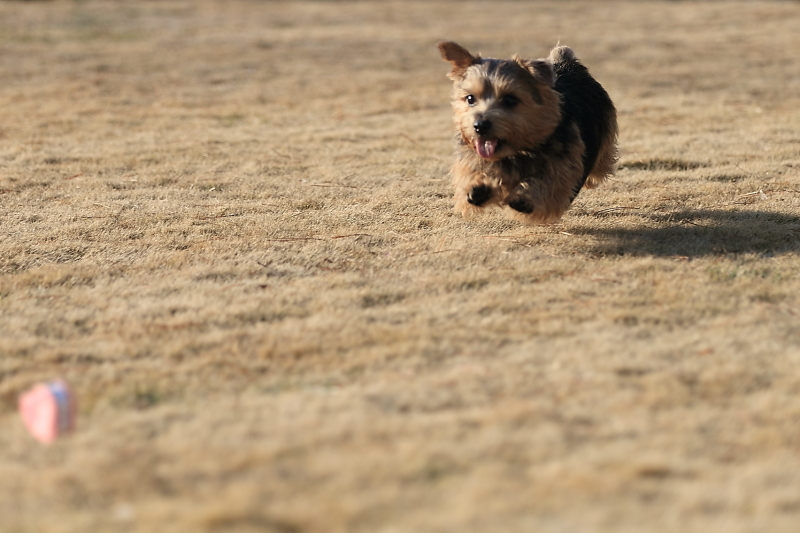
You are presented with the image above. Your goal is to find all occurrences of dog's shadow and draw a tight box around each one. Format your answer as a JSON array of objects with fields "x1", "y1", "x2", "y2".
[{"x1": 577, "y1": 209, "x2": 800, "y2": 257}]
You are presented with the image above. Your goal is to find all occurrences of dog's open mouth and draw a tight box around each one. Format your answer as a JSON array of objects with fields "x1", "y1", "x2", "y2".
[{"x1": 475, "y1": 138, "x2": 499, "y2": 159}]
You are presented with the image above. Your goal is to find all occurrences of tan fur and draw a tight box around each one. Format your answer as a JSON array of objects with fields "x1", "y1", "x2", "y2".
[
  {"x1": 585, "y1": 115, "x2": 619, "y2": 189},
  {"x1": 450, "y1": 127, "x2": 585, "y2": 224},
  {"x1": 548, "y1": 45, "x2": 575, "y2": 64},
  {"x1": 439, "y1": 41, "x2": 480, "y2": 80}
]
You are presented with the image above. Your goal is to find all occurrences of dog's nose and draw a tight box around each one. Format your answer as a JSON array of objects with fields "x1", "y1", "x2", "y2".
[{"x1": 473, "y1": 119, "x2": 491, "y2": 136}]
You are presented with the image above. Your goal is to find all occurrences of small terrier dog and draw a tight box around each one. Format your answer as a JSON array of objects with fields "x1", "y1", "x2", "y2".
[{"x1": 438, "y1": 41, "x2": 617, "y2": 223}]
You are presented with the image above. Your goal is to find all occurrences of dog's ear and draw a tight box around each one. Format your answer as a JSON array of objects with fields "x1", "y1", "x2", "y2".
[
  {"x1": 514, "y1": 57, "x2": 555, "y2": 87},
  {"x1": 438, "y1": 41, "x2": 479, "y2": 80}
]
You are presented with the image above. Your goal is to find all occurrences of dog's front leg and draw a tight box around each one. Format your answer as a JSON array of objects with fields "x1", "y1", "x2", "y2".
[
  {"x1": 451, "y1": 159, "x2": 504, "y2": 216},
  {"x1": 505, "y1": 179, "x2": 541, "y2": 214}
]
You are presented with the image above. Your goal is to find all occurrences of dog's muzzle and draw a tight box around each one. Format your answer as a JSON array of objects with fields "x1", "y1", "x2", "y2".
[{"x1": 473, "y1": 119, "x2": 491, "y2": 136}]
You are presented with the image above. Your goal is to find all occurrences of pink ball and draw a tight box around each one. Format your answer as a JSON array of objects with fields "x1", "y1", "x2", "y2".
[{"x1": 19, "y1": 380, "x2": 75, "y2": 444}]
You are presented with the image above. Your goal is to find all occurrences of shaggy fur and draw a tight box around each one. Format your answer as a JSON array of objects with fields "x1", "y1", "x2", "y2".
[{"x1": 439, "y1": 41, "x2": 618, "y2": 223}]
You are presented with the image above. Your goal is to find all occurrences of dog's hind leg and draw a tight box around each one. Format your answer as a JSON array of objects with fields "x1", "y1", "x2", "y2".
[{"x1": 584, "y1": 104, "x2": 618, "y2": 189}]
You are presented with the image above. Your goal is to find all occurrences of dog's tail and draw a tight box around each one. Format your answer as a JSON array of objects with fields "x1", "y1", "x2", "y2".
[{"x1": 548, "y1": 45, "x2": 576, "y2": 65}]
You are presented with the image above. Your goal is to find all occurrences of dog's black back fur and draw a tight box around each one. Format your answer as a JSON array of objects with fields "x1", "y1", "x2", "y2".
[{"x1": 551, "y1": 56, "x2": 615, "y2": 198}]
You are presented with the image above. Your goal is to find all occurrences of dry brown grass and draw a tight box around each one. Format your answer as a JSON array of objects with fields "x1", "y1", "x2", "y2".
[{"x1": 1, "y1": 1, "x2": 800, "y2": 531}]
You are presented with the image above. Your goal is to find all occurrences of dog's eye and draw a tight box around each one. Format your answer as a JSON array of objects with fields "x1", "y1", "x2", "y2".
[
  {"x1": 500, "y1": 95, "x2": 519, "y2": 108},
  {"x1": 465, "y1": 95, "x2": 476, "y2": 106}
]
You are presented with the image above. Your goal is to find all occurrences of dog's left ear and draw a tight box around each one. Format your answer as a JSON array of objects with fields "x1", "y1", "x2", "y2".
[
  {"x1": 438, "y1": 41, "x2": 479, "y2": 80},
  {"x1": 514, "y1": 57, "x2": 555, "y2": 87}
]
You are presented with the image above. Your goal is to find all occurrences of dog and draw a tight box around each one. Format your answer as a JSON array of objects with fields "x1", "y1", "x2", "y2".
[{"x1": 438, "y1": 41, "x2": 617, "y2": 223}]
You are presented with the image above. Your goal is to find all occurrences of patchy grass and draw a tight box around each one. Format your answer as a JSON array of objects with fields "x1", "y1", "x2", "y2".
[
  {"x1": 619, "y1": 158, "x2": 707, "y2": 172},
  {"x1": 1, "y1": 1, "x2": 800, "y2": 532}
]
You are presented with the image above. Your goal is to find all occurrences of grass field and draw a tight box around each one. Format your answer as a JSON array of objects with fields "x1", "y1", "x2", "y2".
[{"x1": 1, "y1": 1, "x2": 800, "y2": 531}]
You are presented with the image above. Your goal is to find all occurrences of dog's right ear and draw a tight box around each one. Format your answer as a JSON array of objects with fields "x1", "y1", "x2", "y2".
[{"x1": 438, "y1": 41, "x2": 479, "y2": 80}]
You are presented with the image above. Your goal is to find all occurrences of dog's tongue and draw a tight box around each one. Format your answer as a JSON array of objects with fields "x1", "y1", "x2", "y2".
[{"x1": 475, "y1": 138, "x2": 497, "y2": 159}]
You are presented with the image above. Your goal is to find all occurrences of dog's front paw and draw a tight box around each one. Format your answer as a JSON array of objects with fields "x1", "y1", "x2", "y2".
[
  {"x1": 467, "y1": 184, "x2": 492, "y2": 206},
  {"x1": 508, "y1": 197, "x2": 534, "y2": 214}
]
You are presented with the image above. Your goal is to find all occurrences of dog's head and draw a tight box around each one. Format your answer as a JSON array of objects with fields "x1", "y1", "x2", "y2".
[{"x1": 438, "y1": 41, "x2": 561, "y2": 161}]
